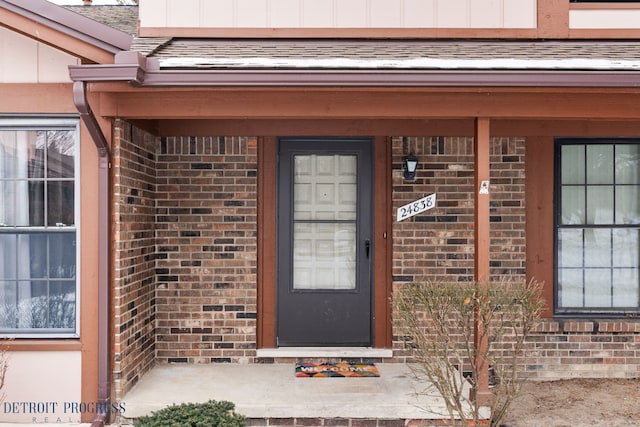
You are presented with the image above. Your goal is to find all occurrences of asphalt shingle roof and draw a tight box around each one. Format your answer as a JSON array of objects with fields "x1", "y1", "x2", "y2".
[
  {"x1": 147, "y1": 39, "x2": 640, "y2": 70},
  {"x1": 61, "y1": 5, "x2": 640, "y2": 71},
  {"x1": 149, "y1": 39, "x2": 640, "y2": 62},
  {"x1": 65, "y1": 5, "x2": 138, "y2": 36}
]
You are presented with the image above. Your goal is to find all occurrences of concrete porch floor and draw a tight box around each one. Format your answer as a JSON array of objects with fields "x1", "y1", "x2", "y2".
[{"x1": 121, "y1": 363, "x2": 463, "y2": 424}]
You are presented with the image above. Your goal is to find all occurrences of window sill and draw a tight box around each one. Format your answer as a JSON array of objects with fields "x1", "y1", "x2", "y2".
[
  {"x1": 553, "y1": 312, "x2": 639, "y2": 319},
  {"x1": 1, "y1": 339, "x2": 82, "y2": 351}
]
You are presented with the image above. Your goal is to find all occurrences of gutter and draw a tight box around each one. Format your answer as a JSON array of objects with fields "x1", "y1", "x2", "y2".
[
  {"x1": 73, "y1": 81, "x2": 111, "y2": 427},
  {"x1": 69, "y1": 51, "x2": 640, "y2": 88}
]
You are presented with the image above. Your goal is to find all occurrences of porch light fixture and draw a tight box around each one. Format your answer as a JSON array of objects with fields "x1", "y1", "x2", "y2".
[{"x1": 403, "y1": 154, "x2": 418, "y2": 181}]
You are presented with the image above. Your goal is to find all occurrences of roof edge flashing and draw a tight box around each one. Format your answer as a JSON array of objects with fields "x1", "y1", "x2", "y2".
[{"x1": 0, "y1": 0, "x2": 132, "y2": 54}]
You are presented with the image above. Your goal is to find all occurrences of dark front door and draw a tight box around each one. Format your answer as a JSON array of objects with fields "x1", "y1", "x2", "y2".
[{"x1": 277, "y1": 138, "x2": 373, "y2": 346}]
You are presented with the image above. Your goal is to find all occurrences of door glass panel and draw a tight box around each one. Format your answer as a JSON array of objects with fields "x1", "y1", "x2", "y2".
[
  {"x1": 292, "y1": 154, "x2": 357, "y2": 290},
  {"x1": 293, "y1": 222, "x2": 356, "y2": 290}
]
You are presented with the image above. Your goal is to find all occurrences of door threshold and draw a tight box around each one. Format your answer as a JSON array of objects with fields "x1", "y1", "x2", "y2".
[{"x1": 256, "y1": 347, "x2": 393, "y2": 359}]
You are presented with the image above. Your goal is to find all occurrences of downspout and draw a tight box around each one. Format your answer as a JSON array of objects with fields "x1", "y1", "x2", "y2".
[{"x1": 72, "y1": 81, "x2": 111, "y2": 427}]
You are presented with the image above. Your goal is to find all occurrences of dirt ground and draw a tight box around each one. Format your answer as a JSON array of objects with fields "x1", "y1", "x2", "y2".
[{"x1": 502, "y1": 378, "x2": 640, "y2": 427}]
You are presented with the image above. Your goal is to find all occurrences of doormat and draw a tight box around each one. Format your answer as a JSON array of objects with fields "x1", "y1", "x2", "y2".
[{"x1": 295, "y1": 361, "x2": 380, "y2": 378}]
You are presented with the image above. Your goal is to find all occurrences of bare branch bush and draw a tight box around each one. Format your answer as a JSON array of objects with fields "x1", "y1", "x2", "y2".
[
  {"x1": 394, "y1": 279, "x2": 545, "y2": 427},
  {"x1": 0, "y1": 339, "x2": 9, "y2": 404}
]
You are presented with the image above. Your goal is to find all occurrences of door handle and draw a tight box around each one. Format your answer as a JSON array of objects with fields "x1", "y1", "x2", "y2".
[{"x1": 365, "y1": 240, "x2": 370, "y2": 259}]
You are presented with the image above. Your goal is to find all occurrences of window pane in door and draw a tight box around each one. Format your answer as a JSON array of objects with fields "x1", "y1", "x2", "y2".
[
  {"x1": 293, "y1": 222, "x2": 356, "y2": 290},
  {"x1": 294, "y1": 154, "x2": 356, "y2": 221},
  {"x1": 292, "y1": 154, "x2": 357, "y2": 290}
]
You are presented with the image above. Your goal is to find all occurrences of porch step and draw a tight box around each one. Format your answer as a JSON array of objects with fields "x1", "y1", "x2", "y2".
[
  {"x1": 120, "y1": 364, "x2": 467, "y2": 424},
  {"x1": 255, "y1": 347, "x2": 393, "y2": 359}
]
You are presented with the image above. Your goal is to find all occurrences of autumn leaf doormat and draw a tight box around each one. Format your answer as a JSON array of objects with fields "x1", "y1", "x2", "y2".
[{"x1": 295, "y1": 361, "x2": 380, "y2": 378}]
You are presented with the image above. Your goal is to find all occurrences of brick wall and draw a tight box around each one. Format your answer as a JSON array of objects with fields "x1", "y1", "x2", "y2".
[
  {"x1": 523, "y1": 320, "x2": 640, "y2": 379},
  {"x1": 389, "y1": 136, "x2": 639, "y2": 379},
  {"x1": 112, "y1": 121, "x2": 158, "y2": 398},
  {"x1": 391, "y1": 136, "x2": 526, "y2": 284},
  {"x1": 390, "y1": 135, "x2": 527, "y2": 360},
  {"x1": 154, "y1": 136, "x2": 258, "y2": 364},
  {"x1": 110, "y1": 128, "x2": 638, "y2": 391}
]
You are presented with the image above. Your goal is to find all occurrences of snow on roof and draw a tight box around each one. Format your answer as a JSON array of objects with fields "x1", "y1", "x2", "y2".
[{"x1": 158, "y1": 56, "x2": 640, "y2": 71}]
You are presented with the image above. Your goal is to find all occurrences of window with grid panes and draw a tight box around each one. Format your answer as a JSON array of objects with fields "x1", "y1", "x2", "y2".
[
  {"x1": 556, "y1": 139, "x2": 640, "y2": 315},
  {"x1": 0, "y1": 118, "x2": 79, "y2": 337}
]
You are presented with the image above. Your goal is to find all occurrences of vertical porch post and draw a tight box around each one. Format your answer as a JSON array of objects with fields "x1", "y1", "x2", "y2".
[{"x1": 473, "y1": 117, "x2": 491, "y2": 403}]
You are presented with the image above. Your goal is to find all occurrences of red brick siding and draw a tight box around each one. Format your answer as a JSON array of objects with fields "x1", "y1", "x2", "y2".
[
  {"x1": 154, "y1": 136, "x2": 258, "y2": 364},
  {"x1": 522, "y1": 320, "x2": 640, "y2": 379},
  {"x1": 110, "y1": 129, "x2": 638, "y2": 384},
  {"x1": 112, "y1": 121, "x2": 158, "y2": 398},
  {"x1": 391, "y1": 136, "x2": 525, "y2": 284}
]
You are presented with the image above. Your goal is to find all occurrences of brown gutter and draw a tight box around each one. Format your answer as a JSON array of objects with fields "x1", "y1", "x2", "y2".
[
  {"x1": 140, "y1": 69, "x2": 640, "y2": 88},
  {"x1": 73, "y1": 82, "x2": 109, "y2": 156},
  {"x1": 69, "y1": 51, "x2": 640, "y2": 88},
  {"x1": 73, "y1": 81, "x2": 111, "y2": 427}
]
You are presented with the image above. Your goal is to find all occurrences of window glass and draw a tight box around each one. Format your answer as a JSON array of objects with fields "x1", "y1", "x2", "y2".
[
  {"x1": 557, "y1": 140, "x2": 640, "y2": 314},
  {"x1": 561, "y1": 145, "x2": 584, "y2": 185},
  {"x1": 615, "y1": 144, "x2": 640, "y2": 184},
  {"x1": 292, "y1": 154, "x2": 357, "y2": 290},
  {"x1": 560, "y1": 186, "x2": 585, "y2": 224},
  {"x1": 0, "y1": 120, "x2": 78, "y2": 336},
  {"x1": 615, "y1": 186, "x2": 640, "y2": 224},
  {"x1": 586, "y1": 186, "x2": 613, "y2": 224},
  {"x1": 586, "y1": 145, "x2": 613, "y2": 185}
]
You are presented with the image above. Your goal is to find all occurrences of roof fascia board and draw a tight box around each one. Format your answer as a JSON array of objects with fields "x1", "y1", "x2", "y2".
[
  {"x1": 69, "y1": 56, "x2": 640, "y2": 88},
  {"x1": 0, "y1": 8, "x2": 117, "y2": 64},
  {"x1": 139, "y1": 70, "x2": 640, "y2": 88},
  {"x1": 0, "y1": 0, "x2": 131, "y2": 55}
]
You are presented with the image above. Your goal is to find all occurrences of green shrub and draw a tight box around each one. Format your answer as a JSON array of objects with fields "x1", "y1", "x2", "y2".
[{"x1": 134, "y1": 400, "x2": 245, "y2": 427}]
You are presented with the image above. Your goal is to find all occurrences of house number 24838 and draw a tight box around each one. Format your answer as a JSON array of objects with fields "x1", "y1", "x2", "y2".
[{"x1": 396, "y1": 193, "x2": 437, "y2": 222}]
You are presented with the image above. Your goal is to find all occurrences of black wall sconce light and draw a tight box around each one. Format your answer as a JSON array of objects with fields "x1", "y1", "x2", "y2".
[{"x1": 403, "y1": 154, "x2": 418, "y2": 181}]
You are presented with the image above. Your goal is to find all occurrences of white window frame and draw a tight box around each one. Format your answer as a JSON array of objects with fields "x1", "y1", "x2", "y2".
[{"x1": 0, "y1": 116, "x2": 80, "y2": 338}]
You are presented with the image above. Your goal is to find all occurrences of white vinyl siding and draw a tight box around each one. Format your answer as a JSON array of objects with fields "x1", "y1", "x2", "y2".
[{"x1": 139, "y1": 0, "x2": 537, "y2": 29}]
